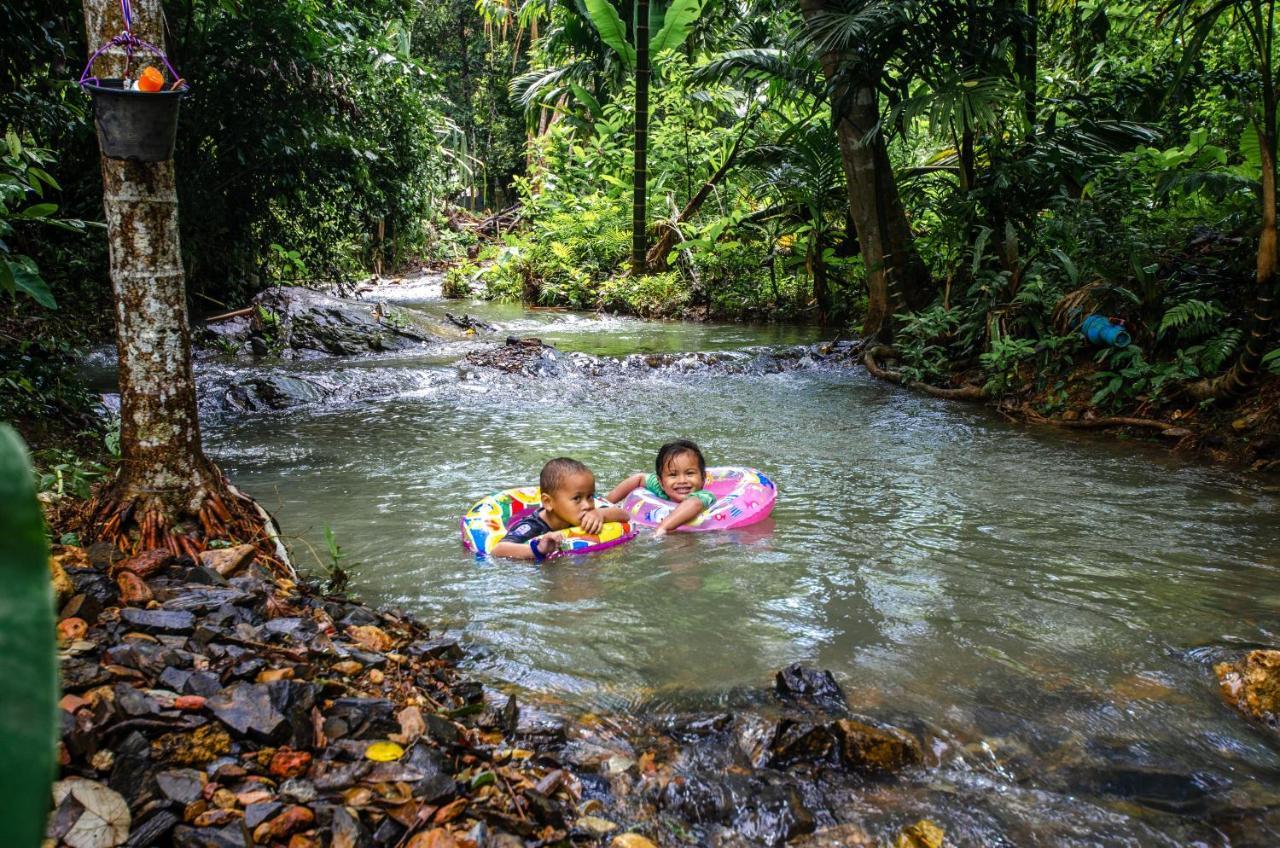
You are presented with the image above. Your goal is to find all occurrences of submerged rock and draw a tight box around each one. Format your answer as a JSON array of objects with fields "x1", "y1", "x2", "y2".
[
  {"x1": 224, "y1": 374, "x2": 331, "y2": 411},
  {"x1": 774, "y1": 664, "x2": 848, "y2": 713},
  {"x1": 1216, "y1": 649, "x2": 1280, "y2": 725}
]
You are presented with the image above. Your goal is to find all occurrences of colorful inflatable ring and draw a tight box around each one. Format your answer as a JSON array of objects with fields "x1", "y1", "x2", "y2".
[
  {"x1": 621, "y1": 466, "x2": 776, "y2": 532},
  {"x1": 460, "y1": 487, "x2": 636, "y2": 558}
]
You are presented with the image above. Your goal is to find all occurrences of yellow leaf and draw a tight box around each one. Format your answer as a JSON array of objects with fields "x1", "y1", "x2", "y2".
[{"x1": 365, "y1": 741, "x2": 405, "y2": 762}]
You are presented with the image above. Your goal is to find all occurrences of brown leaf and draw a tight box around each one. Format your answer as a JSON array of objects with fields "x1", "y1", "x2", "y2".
[
  {"x1": 406, "y1": 827, "x2": 458, "y2": 848},
  {"x1": 52, "y1": 778, "x2": 131, "y2": 848},
  {"x1": 395, "y1": 705, "x2": 426, "y2": 744},
  {"x1": 347, "y1": 625, "x2": 395, "y2": 652},
  {"x1": 252, "y1": 805, "x2": 316, "y2": 843},
  {"x1": 432, "y1": 797, "x2": 468, "y2": 825}
]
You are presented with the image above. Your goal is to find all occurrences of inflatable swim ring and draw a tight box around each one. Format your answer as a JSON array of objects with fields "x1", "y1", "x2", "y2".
[
  {"x1": 460, "y1": 487, "x2": 636, "y2": 558},
  {"x1": 621, "y1": 466, "x2": 776, "y2": 532}
]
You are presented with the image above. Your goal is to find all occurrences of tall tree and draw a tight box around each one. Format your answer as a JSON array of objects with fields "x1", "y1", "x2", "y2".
[
  {"x1": 81, "y1": 0, "x2": 275, "y2": 559},
  {"x1": 798, "y1": 0, "x2": 932, "y2": 340},
  {"x1": 632, "y1": 0, "x2": 652, "y2": 273}
]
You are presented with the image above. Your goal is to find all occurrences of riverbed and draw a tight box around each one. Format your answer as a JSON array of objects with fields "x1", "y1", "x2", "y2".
[{"x1": 198, "y1": 277, "x2": 1280, "y2": 844}]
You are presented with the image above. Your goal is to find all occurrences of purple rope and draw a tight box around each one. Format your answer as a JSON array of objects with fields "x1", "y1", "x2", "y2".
[
  {"x1": 120, "y1": 0, "x2": 133, "y2": 31},
  {"x1": 79, "y1": 32, "x2": 185, "y2": 89}
]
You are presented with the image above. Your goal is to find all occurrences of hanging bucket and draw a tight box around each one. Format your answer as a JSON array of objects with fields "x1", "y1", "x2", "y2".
[
  {"x1": 83, "y1": 79, "x2": 187, "y2": 162},
  {"x1": 79, "y1": 17, "x2": 190, "y2": 164}
]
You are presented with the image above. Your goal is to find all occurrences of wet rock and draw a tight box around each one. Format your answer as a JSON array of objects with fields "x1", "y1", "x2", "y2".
[
  {"x1": 171, "y1": 824, "x2": 248, "y2": 848},
  {"x1": 775, "y1": 664, "x2": 848, "y2": 712},
  {"x1": 197, "y1": 545, "x2": 257, "y2": 579},
  {"x1": 160, "y1": 588, "x2": 250, "y2": 613},
  {"x1": 61, "y1": 592, "x2": 105, "y2": 625},
  {"x1": 88, "y1": 541, "x2": 126, "y2": 570},
  {"x1": 1089, "y1": 767, "x2": 1222, "y2": 814},
  {"x1": 116, "y1": 549, "x2": 175, "y2": 578},
  {"x1": 732, "y1": 780, "x2": 815, "y2": 845},
  {"x1": 221, "y1": 286, "x2": 430, "y2": 358},
  {"x1": 225, "y1": 374, "x2": 332, "y2": 411},
  {"x1": 831, "y1": 718, "x2": 922, "y2": 773},
  {"x1": 120, "y1": 608, "x2": 196, "y2": 635},
  {"x1": 262, "y1": 616, "x2": 318, "y2": 642},
  {"x1": 156, "y1": 769, "x2": 205, "y2": 804},
  {"x1": 894, "y1": 819, "x2": 945, "y2": 848},
  {"x1": 769, "y1": 721, "x2": 837, "y2": 768},
  {"x1": 116, "y1": 571, "x2": 155, "y2": 605},
  {"x1": 331, "y1": 805, "x2": 368, "y2": 848},
  {"x1": 205, "y1": 682, "x2": 287, "y2": 741},
  {"x1": 151, "y1": 723, "x2": 233, "y2": 766},
  {"x1": 243, "y1": 801, "x2": 281, "y2": 829},
  {"x1": 324, "y1": 697, "x2": 400, "y2": 740},
  {"x1": 1216, "y1": 649, "x2": 1280, "y2": 724},
  {"x1": 124, "y1": 810, "x2": 179, "y2": 847},
  {"x1": 408, "y1": 637, "x2": 464, "y2": 661},
  {"x1": 68, "y1": 567, "x2": 121, "y2": 609},
  {"x1": 62, "y1": 656, "x2": 114, "y2": 691}
]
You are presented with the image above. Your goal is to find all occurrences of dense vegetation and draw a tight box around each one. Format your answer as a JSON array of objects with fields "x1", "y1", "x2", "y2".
[{"x1": 2, "y1": 0, "x2": 1277, "y2": 461}]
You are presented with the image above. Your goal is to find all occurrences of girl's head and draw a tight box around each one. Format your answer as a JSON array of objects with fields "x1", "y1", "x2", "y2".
[{"x1": 654, "y1": 440, "x2": 707, "y2": 502}]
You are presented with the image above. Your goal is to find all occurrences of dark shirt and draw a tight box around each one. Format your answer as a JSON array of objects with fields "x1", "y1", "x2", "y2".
[{"x1": 501, "y1": 509, "x2": 553, "y2": 545}]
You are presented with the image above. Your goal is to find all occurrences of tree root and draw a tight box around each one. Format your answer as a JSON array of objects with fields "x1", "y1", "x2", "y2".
[
  {"x1": 863, "y1": 345, "x2": 988, "y2": 399},
  {"x1": 862, "y1": 345, "x2": 1190, "y2": 437},
  {"x1": 1017, "y1": 404, "x2": 1187, "y2": 433},
  {"x1": 83, "y1": 474, "x2": 290, "y2": 575}
]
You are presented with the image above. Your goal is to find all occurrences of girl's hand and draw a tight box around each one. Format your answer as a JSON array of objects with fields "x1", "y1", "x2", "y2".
[
  {"x1": 537, "y1": 532, "x2": 565, "y2": 556},
  {"x1": 578, "y1": 509, "x2": 604, "y2": 534}
]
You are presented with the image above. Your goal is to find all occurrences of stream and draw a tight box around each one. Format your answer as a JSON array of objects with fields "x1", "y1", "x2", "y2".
[{"x1": 173, "y1": 276, "x2": 1280, "y2": 844}]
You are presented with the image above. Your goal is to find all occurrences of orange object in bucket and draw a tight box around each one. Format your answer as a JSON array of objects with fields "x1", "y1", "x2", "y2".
[{"x1": 136, "y1": 66, "x2": 164, "y2": 92}]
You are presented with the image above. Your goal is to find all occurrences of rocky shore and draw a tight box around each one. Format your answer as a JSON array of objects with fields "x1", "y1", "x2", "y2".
[{"x1": 47, "y1": 541, "x2": 945, "y2": 848}]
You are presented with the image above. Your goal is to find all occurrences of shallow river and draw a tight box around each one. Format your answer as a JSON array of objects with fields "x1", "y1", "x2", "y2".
[{"x1": 199, "y1": 278, "x2": 1280, "y2": 845}]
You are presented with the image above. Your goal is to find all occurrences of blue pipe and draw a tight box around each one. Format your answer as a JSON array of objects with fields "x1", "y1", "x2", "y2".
[{"x1": 1080, "y1": 314, "x2": 1131, "y2": 348}]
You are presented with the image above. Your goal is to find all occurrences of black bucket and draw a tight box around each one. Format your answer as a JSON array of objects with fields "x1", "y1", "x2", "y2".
[{"x1": 83, "y1": 78, "x2": 188, "y2": 162}]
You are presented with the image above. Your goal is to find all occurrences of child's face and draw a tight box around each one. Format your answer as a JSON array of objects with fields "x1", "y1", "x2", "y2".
[
  {"x1": 658, "y1": 451, "x2": 706, "y2": 502},
  {"x1": 541, "y1": 470, "x2": 597, "y2": 529}
]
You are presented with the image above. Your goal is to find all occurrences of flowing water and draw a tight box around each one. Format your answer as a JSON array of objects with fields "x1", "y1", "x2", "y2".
[{"x1": 192, "y1": 277, "x2": 1280, "y2": 844}]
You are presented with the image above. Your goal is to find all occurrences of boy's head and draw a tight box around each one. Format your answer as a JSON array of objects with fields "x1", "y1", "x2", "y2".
[
  {"x1": 539, "y1": 457, "x2": 597, "y2": 529},
  {"x1": 654, "y1": 440, "x2": 707, "y2": 503}
]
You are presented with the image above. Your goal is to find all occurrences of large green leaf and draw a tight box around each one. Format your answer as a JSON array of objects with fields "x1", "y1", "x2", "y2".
[
  {"x1": 583, "y1": 0, "x2": 636, "y2": 68},
  {"x1": 3, "y1": 257, "x2": 58, "y2": 309},
  {"x1": 650, "y1": 0, "x2": 703, "y2": 54},
  {"x1": 0, "y1": 425, "x2": 58, "y2": 848}
]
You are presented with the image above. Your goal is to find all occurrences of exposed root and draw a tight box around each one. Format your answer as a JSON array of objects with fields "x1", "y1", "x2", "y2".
[
  {"x1": 82, "y1": 473, "x2": 290, "y2": 575},
  {"x1": 864, "y1": 345, "x2": 988, "y2": 400},
  {"x1": 1018, "y1": 404, "x2": 1185, "y2": 433}
]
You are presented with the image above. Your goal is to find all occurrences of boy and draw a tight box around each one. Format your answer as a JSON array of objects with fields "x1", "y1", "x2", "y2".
[{"x1": 492, "y1": 457, "x2": 631, "y2": 561}]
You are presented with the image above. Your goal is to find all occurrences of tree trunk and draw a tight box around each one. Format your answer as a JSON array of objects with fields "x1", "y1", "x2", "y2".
[
  {"x1": 631, "y1": 0, "x2": 651, "y2": 275},
  {"x1": 1191, "y1": 1, "x2": 1276, "y2": 401},
  {"x1": 646, "y1": 106, "x2": 759, "y2": 270},
  {"x1": 799, "y1": 0, "x2": 931, "y2": 340},
  {"x1": 81, "y1": 0, "x2": 279, "y2": 562}
]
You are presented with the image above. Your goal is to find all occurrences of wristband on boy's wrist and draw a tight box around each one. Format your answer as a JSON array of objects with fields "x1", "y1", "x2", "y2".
[{"x1": 530, "y1": 539, "x2": 546, "y2": 562}]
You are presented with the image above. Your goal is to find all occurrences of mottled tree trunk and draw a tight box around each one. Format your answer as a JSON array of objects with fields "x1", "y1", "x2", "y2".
[
  {"x1": 631, "y1": 0, "x2": 651, "y2": 275},
  {"x1": 82, "y1": 0, "x2": 276, "y2": 560},
  {"x1": 799, "y1": 0, "x2": 931, "y2": 340}
]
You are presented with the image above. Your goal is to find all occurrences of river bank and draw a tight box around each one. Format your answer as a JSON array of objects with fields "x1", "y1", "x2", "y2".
[{"x1": 47, "y1": 538, "x2": 954, "y2": 847}]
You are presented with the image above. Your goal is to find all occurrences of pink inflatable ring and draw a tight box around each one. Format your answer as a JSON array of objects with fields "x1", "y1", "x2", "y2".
[{"x1": 620, "y1": 466, "x2": 776, "y2": 532}]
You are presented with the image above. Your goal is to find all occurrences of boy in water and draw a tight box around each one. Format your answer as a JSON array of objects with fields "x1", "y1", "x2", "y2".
[
  {"x1": 606, "y1": 439, "x2": 716, "y2": 537},
  {"x1": 492, "y1": 457, "x2": 631, "y2": 561}
]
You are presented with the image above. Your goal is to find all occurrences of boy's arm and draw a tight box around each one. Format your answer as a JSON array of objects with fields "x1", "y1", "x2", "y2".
[
  {"x1": 596, "y1": 506, "x2": 631, "y2": 522},
  {"x1": 491, "y1": 532, "x2": 564, "y2": 560},
  {"x1": 654, "y1": 498, "x2": 706, "y2": 537},
  {"x1": 604, "y1": 472, "x2": 647, "y2": 504}
]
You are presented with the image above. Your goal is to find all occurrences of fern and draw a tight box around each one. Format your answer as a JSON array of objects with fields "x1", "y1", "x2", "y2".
[
  {"x1": 1158, "y1": 298, "x2": 1224, "y2": 339},
  {"x1": 1197, "y1": 328, "x2": 1242, "y2": 373}
]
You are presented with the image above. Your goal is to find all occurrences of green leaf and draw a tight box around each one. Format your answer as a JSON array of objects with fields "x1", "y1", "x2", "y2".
[
  {"x1": 583, "y1": 0, "x2": 636, "y2": 68},
  {"x1": 0, "y1": 425, "x2": 58, "y2": 848},
  {"x1": 7, "y1": 258, "x2": 57, "y2": 308},
  {"x1": 569, "y1": 84, "x2": 604, "y2": 120},
  {"x1": 1050, "y1": 248, "x2": 1079, "y2": 286},
  {"x1": 18, "y1": 203, "x2": 57, "y2": 219},
  {"x1": 650, "y1": 0, "x2": 703, "y2": 54},
  {"x1": 1240, "y1": 125, "x2": 1262, "y2": 175}
]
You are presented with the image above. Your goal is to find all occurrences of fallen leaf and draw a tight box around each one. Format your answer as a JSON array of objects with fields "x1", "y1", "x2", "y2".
[
  {"x1": 432, "y1": 797, "x2": 468, "y2": 824},
  {"x1": 364, "y1": 740, "x2": 405, "y2": 762},
  {"x1": 347, "y1": 625, "x2": 395, "y2": 652},
  {"x1": 407, "y1": 828, "x2": 457, "y2": 848},
  {"x1": 53, "y1": 779, "x2": 131, "y2": 848}
]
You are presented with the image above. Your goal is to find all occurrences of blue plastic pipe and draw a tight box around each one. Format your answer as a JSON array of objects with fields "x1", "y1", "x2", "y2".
[{"x1": 1081, "y1": 314, "x2": 1131, "y2": 348}]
